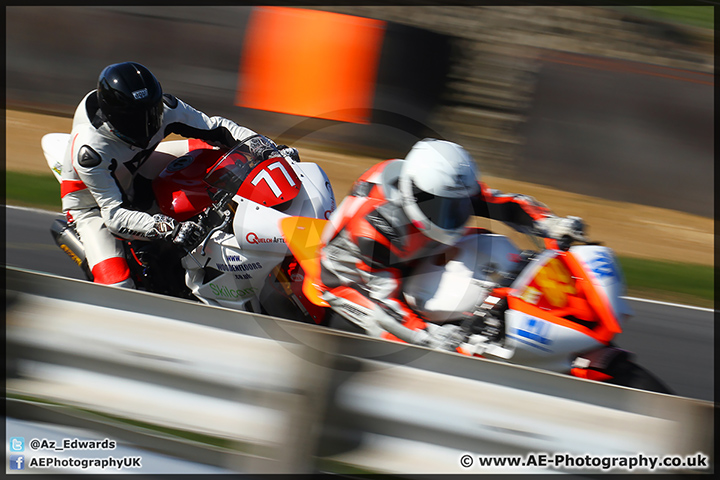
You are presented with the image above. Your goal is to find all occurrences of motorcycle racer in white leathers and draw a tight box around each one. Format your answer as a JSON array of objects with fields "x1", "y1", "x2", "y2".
[{"x1": 61, "y1": 61, "x2": 266, "y2": 287}]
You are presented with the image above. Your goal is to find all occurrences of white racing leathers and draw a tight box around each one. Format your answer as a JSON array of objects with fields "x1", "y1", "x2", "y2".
[{"x1": 61, "y1": 91, "x2": 256, "y2": 286}]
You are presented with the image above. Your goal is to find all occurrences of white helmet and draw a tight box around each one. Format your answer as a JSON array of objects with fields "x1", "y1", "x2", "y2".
[{"x1": 399, "y1": 139, "x2": 480, "y2": 245}]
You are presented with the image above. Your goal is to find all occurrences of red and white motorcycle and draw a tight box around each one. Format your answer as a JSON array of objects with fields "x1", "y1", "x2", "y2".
[
  {"x1": 43, "y1": 133, "x2": 335, "y2": 321},
  {"x1": 279, "y1": 216, "x2": 674, "y2": 394}
]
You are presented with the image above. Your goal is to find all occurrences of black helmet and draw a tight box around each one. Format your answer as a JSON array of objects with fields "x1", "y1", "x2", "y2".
[{"x1": 97, "y1": 62, "x2": 164, "y2": 148}]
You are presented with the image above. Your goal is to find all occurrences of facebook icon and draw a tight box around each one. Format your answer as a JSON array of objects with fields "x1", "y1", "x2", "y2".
[{"x1": 9, "y1": 455, "x2": 25, "y2": 470}]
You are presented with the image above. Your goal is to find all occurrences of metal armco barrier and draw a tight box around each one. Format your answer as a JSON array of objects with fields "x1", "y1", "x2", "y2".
[{"x1": 5, "y1": 267, "x2": 714, "y2": 474}]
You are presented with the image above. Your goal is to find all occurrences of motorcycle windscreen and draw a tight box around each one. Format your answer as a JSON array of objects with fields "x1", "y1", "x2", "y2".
[{"x1": 204, "y1": 150, "x2": 257, "y2": 195}]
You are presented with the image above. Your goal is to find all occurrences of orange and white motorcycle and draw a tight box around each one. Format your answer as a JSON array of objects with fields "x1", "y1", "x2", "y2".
[{"x1": 279, "y1": 216, "x2": 674, "y2": 394}]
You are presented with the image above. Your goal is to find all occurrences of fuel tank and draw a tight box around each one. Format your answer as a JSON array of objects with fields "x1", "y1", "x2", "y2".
[{"x1": 152, "y1": 147, "x2": 221, "y2": 221}]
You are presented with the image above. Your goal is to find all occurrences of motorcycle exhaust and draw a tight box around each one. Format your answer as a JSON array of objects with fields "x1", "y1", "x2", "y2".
[{"x1": 50, "y1": 219, "x2": 93, "y2": 279}]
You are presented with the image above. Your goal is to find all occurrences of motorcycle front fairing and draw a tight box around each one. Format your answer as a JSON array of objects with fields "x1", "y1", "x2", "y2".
[
  {"x1": 181, "y1": 135, "x2": 336, "y2": 312},
  {"x1": 183, "y1": 226, "x2": 270, "y2": 312},
  {"x1": 404, "y1": 225, "x2": 633, "y2": 374},
  {"x1": 503, "y1": 245, "x2": 631, "y2": 372}
]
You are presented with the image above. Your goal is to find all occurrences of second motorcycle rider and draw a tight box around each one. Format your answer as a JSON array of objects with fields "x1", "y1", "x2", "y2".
[
  {"x1": 318, "y1": 138, "x2": 587, "y2": 351},
  {"x1": 60, "y1": 61, "x2": 293, "y2": 288}
]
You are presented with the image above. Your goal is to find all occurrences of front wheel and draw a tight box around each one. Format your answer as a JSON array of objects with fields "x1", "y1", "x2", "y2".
[
  {"x1": 606, "y1": 359, "x2": 674, "y2": 394},
  {"x1": 124, "y1": 240, "x2": 194, "y2": 299}
]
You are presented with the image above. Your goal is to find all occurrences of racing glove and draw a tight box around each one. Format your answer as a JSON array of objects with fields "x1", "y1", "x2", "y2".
[
  {"x1": 535, "y1": 215, "x2": 587, "y2": 243},
  {"x1": 276, "y1": 144, "x2": 301, "y2": 162},
  {"x1": 147, "y1": 214, "x2": 177, "y2": 239},
  {"x1": 172, "y1": 221, "x2": 206, "y2": 250}
]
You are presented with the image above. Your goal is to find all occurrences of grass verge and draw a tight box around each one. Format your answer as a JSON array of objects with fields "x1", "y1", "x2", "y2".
[
  {"x1": 5, "y1": 170, "x2": 714, "y2": 308},
  {"x1": 5, "y1": 170, "x2": 61, "y2": 211},
  {"x1": 619, "y1": 256, "x2": 714, "y2": 309},
  {"x1": 618, "y1": 6, "x2": 714, "y2": 30}
]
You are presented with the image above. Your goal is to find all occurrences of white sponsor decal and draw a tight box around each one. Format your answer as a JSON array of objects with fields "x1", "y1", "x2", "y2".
[{"x1": 132, "y1": 88, "x2": 149, "y2": 100}]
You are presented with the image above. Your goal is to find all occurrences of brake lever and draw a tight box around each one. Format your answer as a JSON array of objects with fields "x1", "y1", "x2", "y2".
[{"x1": 201, "y1": 209, "x2": 232, "y2": 256}]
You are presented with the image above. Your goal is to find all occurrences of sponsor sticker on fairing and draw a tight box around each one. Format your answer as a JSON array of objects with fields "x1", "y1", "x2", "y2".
[
  {"x1": 246, "y1": 232, "x2": 286, "y2": 244},
  {"x1": 209, "y1": 283, "x2": 257, "y2": 300}
]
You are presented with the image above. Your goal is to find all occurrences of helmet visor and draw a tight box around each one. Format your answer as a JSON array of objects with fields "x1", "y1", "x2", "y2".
[
  {"x1": 107, "y1": 100, "x2": 164, "y2": 148},
  {"x1": 412, "y1": 183, "x2": 473, "y2": 230}
]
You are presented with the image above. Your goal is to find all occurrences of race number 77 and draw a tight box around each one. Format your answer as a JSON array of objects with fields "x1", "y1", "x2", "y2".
[{"x1": 251, "y1": 161, "x2": 296, "y2": 197}]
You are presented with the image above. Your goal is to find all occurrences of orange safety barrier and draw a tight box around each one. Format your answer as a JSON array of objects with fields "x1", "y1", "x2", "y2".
[{"x1": 237, "y1": 7, "x2": 386, "y2": 124}]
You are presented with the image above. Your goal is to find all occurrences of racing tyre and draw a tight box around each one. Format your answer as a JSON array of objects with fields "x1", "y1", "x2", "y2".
[{"x1": 607, "y1": 359, "x2": 674, "y2": 394}]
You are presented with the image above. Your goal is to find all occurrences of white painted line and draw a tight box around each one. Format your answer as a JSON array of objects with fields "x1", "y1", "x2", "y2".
[
  {"x1": 623, "y1": 296, "x2": 714, "y2": 313},
  {"x1": 6, "y1": 204, "x2": 60, "y2": 215}
]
